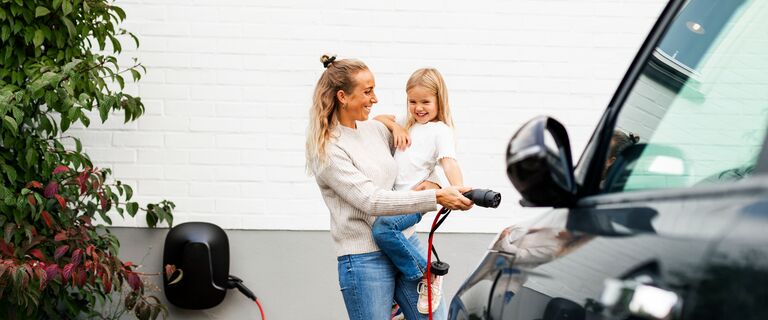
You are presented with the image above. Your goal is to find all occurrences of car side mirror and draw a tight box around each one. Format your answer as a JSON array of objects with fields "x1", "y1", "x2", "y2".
[{"x1": 506, "y1": 116, "x2": 576, "y2": 207}]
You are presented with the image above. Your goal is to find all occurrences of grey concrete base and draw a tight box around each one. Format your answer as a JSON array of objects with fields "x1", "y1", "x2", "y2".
[{"x1": 111, "y1": 227, "x2": 496, "y2": 319}]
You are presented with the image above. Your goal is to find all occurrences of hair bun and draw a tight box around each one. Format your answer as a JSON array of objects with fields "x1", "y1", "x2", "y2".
[{"x1": 320, "y1": 54, "x2": 337, "y2": 68}]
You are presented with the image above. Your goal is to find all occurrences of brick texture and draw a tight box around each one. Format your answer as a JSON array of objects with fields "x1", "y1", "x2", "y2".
[{"x1": 78, "y1": 0, "x2": 666, "y2": 231}]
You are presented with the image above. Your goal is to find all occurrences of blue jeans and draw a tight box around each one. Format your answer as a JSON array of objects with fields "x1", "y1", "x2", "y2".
[
  {"x1": 337, "y1": 235, "x2": 446, "y2": 320},
  {"x1": 372, "y1": 213, "x2": 426, "y2": 281}
]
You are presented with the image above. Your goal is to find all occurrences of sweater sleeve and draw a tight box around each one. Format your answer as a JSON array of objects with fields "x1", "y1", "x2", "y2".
[
  {"x1": 370, "y1": 120, "x2": 395, "y2": 155},
  {"x1": 317, "y1": 145, "x2": 437, "y2": 215}
]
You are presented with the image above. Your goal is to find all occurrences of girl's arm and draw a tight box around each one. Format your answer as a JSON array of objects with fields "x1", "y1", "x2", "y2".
[
  {"x1": 440, "y1": 157, "x2": 464, "y2": 187},
  {"x1": 373, "y1": 114, "x2": 410, "y2": 151}
]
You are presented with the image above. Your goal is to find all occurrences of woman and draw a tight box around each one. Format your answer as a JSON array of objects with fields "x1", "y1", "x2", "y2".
[{"x1": 306, "y1": 54, "x2": 473, "y2": 320}]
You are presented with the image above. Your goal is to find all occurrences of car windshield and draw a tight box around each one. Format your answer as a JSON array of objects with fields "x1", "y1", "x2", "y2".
[{"x1": 601, "y1": 0, "x2": 768, "y2": 193}]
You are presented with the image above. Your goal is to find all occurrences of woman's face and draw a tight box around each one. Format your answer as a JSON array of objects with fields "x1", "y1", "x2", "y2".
[{"x1": 340, "y1": 70, "x2": 378, "y2": 122}]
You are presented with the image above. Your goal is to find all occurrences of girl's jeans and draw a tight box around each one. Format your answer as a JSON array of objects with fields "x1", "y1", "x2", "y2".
[
  {"x1": 337, "y1": 235, "x2": 446, "y2": 320},
  {"x1": 372, "y1": 213, "x2": 427, "y2": 281}
]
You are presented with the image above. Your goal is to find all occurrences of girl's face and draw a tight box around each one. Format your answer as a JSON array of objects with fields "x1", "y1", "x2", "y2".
[
  {"x1": 340, "y1": 70, "x2": 378, "y2": 122},
  {"x1": 407, "y1": 86, "x2": 438, "y2": 124}
]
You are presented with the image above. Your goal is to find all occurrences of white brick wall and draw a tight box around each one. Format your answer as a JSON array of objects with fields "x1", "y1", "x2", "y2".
[{"x1": 73, "y1": 0, "x2": 666, "y2": 232}]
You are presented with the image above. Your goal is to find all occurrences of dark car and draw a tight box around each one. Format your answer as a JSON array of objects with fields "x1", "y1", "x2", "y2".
[{"x1": 449, "y1": 0, "x2": 768, "y2": 319}]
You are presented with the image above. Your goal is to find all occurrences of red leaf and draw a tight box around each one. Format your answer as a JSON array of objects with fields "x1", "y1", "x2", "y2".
[
  {"x1": 29, "y1": 249, "x2": 45, "y2": 261},
  {"x1": 102, "y1": 273, "x2": 112, "y2": 294},
  {"x1": 62, "y1": 263, "x2": 75, "y2": 281},
  {"x1": 123, "y1": 261, "x2": 134, "y2": 268},
  {"x1": 20, "y1": 265, "x2": 30, "y2": 287},
  {"x1": 54, "y1": 194, "x2": 66, "y2": 209},
  {"x1": 41, "y1": 211, "x2": 53, "y2": 228},
  {"x1": 34, "y1": 264, "x2": 47, "y2": 289},
  {"x1": 76, "y1": 269, "x2": 87, "y2": 288},
  {"x1": 45, "y1": 264, "x2": 60, "y2": 281},
  {"x1": 98, "y1": 192, "x2": 107, "y2": 210},
  {"x1": 77, "y1": 171, "x2": 89, "y2": 195},
  {"x1": 54, "y1": 231, "x2": 67, "y2": 242},
  {"x1": 0, "y1": 262, "x2": 9, "y2": 278},
  {"x1": 27, "y1": 194, "x2": 37, "y2": 206},
  {"x1": 26, "y1": 181, "x2": 43, "y2": 189},
  {"x1": 43, "y1": 181, "x2": 59, "y2": 198},
  {"x1": 53, "y1": 165, "x2": 70, "y2": 175},
  {"x1": 0, "y1": 240, "x2": 14, "y2": 257},
  {"x1": 127, "y1": 271, "x2": 142, "y2": 291},
  {"x1": 54, "y1": 245, "x2": 69, "y2": 260},
  {"x1": 71, "y1": 248, "x2": 82, "y2": 266}
]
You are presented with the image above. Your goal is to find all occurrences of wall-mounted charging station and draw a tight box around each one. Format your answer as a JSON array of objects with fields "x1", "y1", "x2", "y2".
[{"x1": 163, "y1": 222, "x2": 264, "y2": 317}]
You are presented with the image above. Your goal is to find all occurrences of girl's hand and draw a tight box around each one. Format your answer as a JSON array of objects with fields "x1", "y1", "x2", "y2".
[
  {"x1": 413, "y1": 180, "x2": 440, "y2": 191},
  {"x1": 436, "y1": 186, "x2": 473, "y2": 211},
  {"x1": 392, "y1": 126, "x2": 411, "y2": 151}
]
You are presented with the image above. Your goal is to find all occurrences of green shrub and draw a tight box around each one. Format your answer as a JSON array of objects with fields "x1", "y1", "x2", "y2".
[{"x1": 0, "y1": 0, "x2": 173, "y2": 318}]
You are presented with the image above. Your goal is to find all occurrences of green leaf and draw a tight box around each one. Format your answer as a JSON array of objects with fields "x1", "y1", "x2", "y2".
[
  {"x1": 115, "y1": 74, "x2": 124, "y2": 89},
  {"x1": 124, "y1": 185, "x2": 133, "y2": 201},
  {"x1": 25, "y1": 149, "x2": 36, "y2": 167},
  {"x1": 130, "y1": 69, "x2": 141, "y2": 82},
  {"x1": 34, "y1": 7, "x2": 50, "y2": 17},
  {"x1": 60, "y1": 16, "x2": 75, "y2": 38},
  {"x1": 62, "y1": 0, "x2": 73, "y2": 16},
  {"x1": 112, "y1": 6, "x2": 127, "y2": 21},
  {"x1": 108, "y1": 34, "x2": 121, "y2": 53},
  {"x1": 33, "y1": 29, "x2": 44, "y2": 47},
  {"x1": 3, "y1": 115, "x2": 18, "y2": 135},
  {"x1": 3, "y1": 164, "x2": 17, "y2": 182},
  {"x1": 129, "y1": 32, "x2": 140, "y2": 48},
  {"x1": 73, "y1": 137, "x2": 82, "y2": 153},
  {"x1": 126, "y1": 202, "x2": 138, "y2": 217},
  {"x1": 62, "y1": 58, "x2": 82, "y2": 73},
  {"x1": 60, "y1": 116, "x2": 71, "y2": 132},
  {"x1": 98, "y1": 104, "x2": 109, "y2": 123}
]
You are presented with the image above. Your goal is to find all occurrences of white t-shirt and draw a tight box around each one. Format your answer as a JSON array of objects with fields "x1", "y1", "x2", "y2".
[{"x1": 393, "y1": 119, "x2": 457, "y2": 191}]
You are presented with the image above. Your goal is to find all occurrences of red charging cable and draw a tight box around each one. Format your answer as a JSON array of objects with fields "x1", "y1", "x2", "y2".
[
  {"x1": 426, "y1": 207, "x2": 450, "y2": 320},
  {"x1": 255, "y1": 298, "x2": 265, "y2": 320}
]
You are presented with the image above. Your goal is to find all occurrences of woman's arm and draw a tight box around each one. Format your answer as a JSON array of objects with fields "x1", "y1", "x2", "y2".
[
  {"x1": 439, "y1": 157, "x2": 464, "y2": 187},
  {"x1": 317, "y1": 145, "x2": 472, "y2": 214},
  {"x1": 317, "y1": 145, "x2": 436, "y2": 215},
  {"x1": 373, "y1": 114, "x2": 410, "y2": 151}
]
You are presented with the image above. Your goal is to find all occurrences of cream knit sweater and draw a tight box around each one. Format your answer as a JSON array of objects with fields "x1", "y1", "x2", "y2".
[{"x1": 313, "y1": 120, "x2": 438, "y2": 256}]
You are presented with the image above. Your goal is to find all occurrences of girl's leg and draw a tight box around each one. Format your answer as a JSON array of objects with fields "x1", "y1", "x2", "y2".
[
  {"x1": 337, "y1": 251, "x2": 397, "y2": 320},
  {"x1": 393, "y1": 235, "x2": 447, "y2": 320},
  {"x1": 372, "y1": 213, "x2": 427, "y2": 281}
]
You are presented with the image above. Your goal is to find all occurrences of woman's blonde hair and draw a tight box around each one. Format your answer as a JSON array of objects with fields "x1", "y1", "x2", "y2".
[
  {"x1": 305, "y1": 54, "x2": 369, "y2": 174},
  {"x1": 404, "y1": 68, "x2": 454, "y2": 131}
]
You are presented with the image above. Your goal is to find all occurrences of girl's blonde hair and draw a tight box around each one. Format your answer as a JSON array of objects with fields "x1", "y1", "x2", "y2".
[
  {"x1": 305, "y1": 54, "x2": 369, "y2": 174},
  {"x1": 404, "y1": 68, "x2": 454, "y2": 131}
]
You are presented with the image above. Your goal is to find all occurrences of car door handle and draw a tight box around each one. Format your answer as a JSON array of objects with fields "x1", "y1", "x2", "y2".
[{"x1": 600, "y1": 278, "x2": 681, "y2": 319}]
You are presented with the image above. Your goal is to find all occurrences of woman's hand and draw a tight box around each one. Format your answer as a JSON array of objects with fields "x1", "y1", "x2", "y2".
[
  {"x1": 436, "y1": 186, "x2": 473, "y2": 211},
  {"x1": 392, "y1": 125, "x2": 410, "y2": 151}
]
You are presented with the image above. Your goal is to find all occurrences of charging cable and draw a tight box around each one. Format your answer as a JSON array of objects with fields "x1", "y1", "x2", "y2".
[
  {"x1": 426, "y1": 207, "x2": 452, "y2": 320},
  {"x1": 227, "y1": 275, "x2": 265, "y2": 320}
]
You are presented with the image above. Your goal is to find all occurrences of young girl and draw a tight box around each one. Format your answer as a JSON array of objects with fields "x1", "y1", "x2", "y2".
[{"x1": 373, "y1": 68, "x2": 465, "y2": 315}]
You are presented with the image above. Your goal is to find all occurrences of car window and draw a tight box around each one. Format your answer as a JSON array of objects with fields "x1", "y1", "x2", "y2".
[{"x1": 601, "y1": 0, "x2": 768, "y2": 193}]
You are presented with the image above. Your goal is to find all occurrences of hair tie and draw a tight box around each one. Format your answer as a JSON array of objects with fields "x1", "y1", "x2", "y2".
[{"x1": 323, "y1": 55, "x2": 336, "y2": 68}]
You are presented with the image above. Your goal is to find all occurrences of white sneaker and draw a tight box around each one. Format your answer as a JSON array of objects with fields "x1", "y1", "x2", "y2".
[{"x1": 417, "y1": 275, "x2": 443, "y2": 314}]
